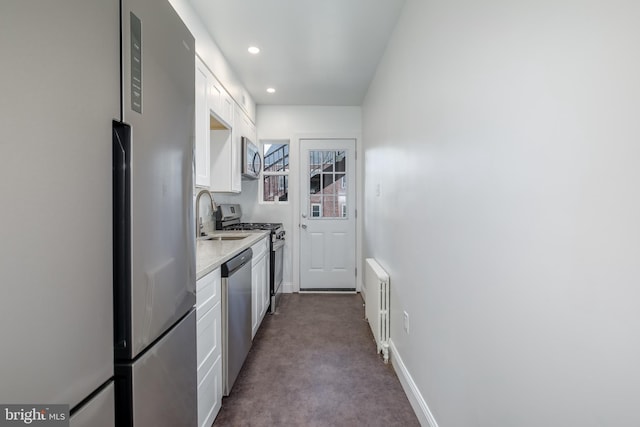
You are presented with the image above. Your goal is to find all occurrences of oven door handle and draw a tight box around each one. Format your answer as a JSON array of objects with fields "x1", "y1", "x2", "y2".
[{"x1": 272, "y1": 239, "x2": 285, "y2": 251}]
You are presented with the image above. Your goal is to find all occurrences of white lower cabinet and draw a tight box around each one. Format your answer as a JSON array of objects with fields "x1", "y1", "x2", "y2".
[
  {"x1": 251, "y1": 237, "x2": 269, "y2": 338},
  {"x1": 196, "y1": 267, "x2": 222, "y2": 427}
]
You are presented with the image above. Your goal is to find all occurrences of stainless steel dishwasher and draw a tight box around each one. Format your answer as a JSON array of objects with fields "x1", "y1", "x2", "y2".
[{"x1": 221, "y1": 247, "x2": 253, "y2": 396}]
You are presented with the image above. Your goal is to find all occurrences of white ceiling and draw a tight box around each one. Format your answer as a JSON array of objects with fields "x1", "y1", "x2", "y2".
[{"x1": 188, "y1": 0, "x2": 407, "y2": 106}]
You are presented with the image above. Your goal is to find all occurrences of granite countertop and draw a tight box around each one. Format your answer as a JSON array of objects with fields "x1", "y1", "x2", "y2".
[{"x1": 196, "y1": 230, "x2": 270, "y2": 280}]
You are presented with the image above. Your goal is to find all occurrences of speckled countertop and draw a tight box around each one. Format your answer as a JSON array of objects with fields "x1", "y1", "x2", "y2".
[{"x1": 196, "y1": 230, "x2": 269, "y2": 280}]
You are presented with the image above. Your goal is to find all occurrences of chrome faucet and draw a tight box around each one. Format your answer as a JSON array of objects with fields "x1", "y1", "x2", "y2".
[{"x1": 195, "y1": 189, "x2": 217, "y2": 237}]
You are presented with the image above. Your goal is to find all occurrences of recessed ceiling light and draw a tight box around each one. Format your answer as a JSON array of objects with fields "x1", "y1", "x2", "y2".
[
  {"x1": 266, "y1": 87, "x2": 276, "y2": 94},
  {"x1": 248, "y1": 46, "x2": 260, "y2": 54}
]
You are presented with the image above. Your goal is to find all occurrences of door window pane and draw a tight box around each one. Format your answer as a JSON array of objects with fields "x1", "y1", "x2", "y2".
[
  {"x1": 321, "y1": 174, "x2": 335, "y2": 194},
  {"x1": 308, "y1": 149, "x2": 348, "y2": 219},
  {"x1": 322, "y1": 196, "x2": 341, "y2": 218},
  {"x1": 309, "y1": 194, "x2": 322, "y2": 217},
  {"x1": 322, "y1": 151, "x2": 334, "y2": 172},
  {"x1": 310, "y1": 173, "x2": 320, "y2": 194},
  {"x1": 336, "y1": 174, "x2": 346, "y2": 194},
  {"x1": 335, "y1": 151, "x2": 346, "y2": 172},
  {"x1": 310, "y1": 151, "x2": 321, "y2": 171}
]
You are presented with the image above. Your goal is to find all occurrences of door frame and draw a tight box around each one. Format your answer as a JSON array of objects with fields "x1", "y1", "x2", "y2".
[{"x1": 292, "y1": 132, "x2": 363, "y2": 293}]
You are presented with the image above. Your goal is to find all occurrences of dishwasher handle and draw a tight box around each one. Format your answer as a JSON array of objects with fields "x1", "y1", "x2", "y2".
[{"x1": 221, "y1": 248, "x2": 253, "y2": 277}]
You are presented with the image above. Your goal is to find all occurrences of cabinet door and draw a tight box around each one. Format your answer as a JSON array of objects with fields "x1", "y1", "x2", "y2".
[
  {"x1": 208, "y1": 74, "x2": 232, "y2": 128},
  {"x1": 242, "y1": 112, "x2": 257, "y2": 142},
  {"x1": 256, "y1": 256, "x2": 264, "y2": 326},
  {"x1": 257, "y1": 255, "x2": 267, "y2": 319},
  {"x1": 198, "y1": 353, "x2": 222, "y2": 427},
  {"x1": 237, "y1": 111, "x2": 256, "y2": 192},
  {"x1": 208, "y1": 83, "x2": 238, "y2": 193},
  {"x1": 261, "y1": 255, "x2": 269, "y2": 318},
  {"x1": 208, "y1": 80, "x2": 221, "y2": 120},
  {"x1": 251, "y1": 256, "x2": 259, "y2": 338},
  {"x1": 220, "y1": 92, "x2": 233, "y2": 125},
  {"x1": 251, "y1": 238, "x2": 269, "y2": 338},
  {"x1": 231, "y1": 127, "x2": 241, "y2": 192},
  {"x1": 210, "y1": 127, "x2": 233, "y2": 193},
  {"x1": 195, "y1": 59, "x2": 210, "y2": 188},
  {"x1": 230, "y1": 104, "x2": 243, "y2": 193},
  {"x1": 249, "y1": 121, "x2": 257, "y2": 143}
]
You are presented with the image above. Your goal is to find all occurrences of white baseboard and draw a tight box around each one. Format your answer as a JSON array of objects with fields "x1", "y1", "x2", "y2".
[
  {"x1": 389, "y1": 339, "x2": 439, "y2": 427},
  {"x1": 282, "y1": 282, "x2": 295, "y2": 293},
  {"x1": 298, "y1": 290, "x2": 357, "y2": 294}
]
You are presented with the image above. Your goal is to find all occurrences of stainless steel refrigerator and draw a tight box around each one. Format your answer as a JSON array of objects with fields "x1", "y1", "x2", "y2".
[
  {"x1": 113, "y1": 0, "x2": 197, "y2": 425},
  {"x1": 0, "y1": 0, "x2": 196, "y2": 425}
]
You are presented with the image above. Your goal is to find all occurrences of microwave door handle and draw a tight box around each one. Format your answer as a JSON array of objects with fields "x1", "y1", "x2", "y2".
[{"x1": 253, "y1": 152, "x2": 262, "y2": 175}]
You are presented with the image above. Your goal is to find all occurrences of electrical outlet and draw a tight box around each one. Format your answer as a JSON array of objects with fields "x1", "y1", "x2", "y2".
[
  {"x1": 403, "y1": 311, "x2": 409, "y2": 334},
  {"x1": 375, "y1": 183, "x2": 381, "y2": 197}
]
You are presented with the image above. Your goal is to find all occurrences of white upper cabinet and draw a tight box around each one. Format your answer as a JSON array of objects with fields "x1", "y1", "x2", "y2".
[
  {"x1": 220, "y1": 92, "x2": 233, "y2": 127},
  {"x1": 195, "y1": 59, "x2": 210, "y2": 188},
  {"x1": 239, "y1": 108, "x2": 257, "y2": 142},
  {"x1": 208, "y1": 78, "x2": 232, "y2": 128},
  {"x1": 211, "y1": 102, "x2": 256, "y2": 194},
  {"x1": 210, "y1": 99, "x2": 238, "y2": 193},
  {"x1": 208, "y1": 78, "x2": 221, "y2": 118},
  {"x1": 195, "y1": 56, "x2": 241, "y2": 193},
  {"x1": 209, "y1": 122, "x2": 237, "y2": 193},
  {"x1": 194, "y1": 56, "x2": 256, "y2": 194}
]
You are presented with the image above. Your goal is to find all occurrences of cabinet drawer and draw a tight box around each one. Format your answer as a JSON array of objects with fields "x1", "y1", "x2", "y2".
[
  {"x1": 196, "y1": 301, "x2": 221, "y2": 370},
  {"x1": 196, "y1": 267, "x2": 220, "y2": 318}
]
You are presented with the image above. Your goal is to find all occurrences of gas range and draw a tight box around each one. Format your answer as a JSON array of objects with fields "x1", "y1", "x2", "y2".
[
  {"x1": 215, "y1": 204, "x2": 285, "y2": 314},
  {"x1": 223, "y1": 222, "x2": 282, "y2": 231},
  {"x1": 222, "y1": 222, "x2": 285, "y2": 240}
]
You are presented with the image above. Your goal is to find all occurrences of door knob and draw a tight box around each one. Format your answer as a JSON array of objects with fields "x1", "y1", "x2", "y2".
[
  {"x1": 302, "y1": 213, "x2": 307, "y2": 218},
  {"x1": 301, "y1": 224, "x2": 307, "y2": 229}
]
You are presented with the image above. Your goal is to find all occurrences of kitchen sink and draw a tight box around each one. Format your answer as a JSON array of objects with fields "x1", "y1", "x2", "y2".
[{"x1": 198, "y1": 233, "x2": 251, "y2": 241}]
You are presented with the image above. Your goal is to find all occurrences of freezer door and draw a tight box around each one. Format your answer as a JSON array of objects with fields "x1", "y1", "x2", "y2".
[
  {"x1": 69, "y1": 382, "x2": 115, "y2": 427},
  {"x1": 116, "y1": 0, "x2": 196, "y2": 359},
  {"x1": 0, "y1": 0, "x2": 118, "y2": 409},
  {"x1": 115, "y1": 309, "x2": 197, "y2": 427}
]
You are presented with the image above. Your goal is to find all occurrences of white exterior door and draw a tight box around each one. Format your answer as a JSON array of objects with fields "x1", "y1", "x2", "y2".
[{"x1": 300, "y1": 139, "x2": 357, "y2": 290}]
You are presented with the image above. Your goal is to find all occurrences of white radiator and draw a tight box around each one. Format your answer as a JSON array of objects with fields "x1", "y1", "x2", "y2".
[{"x1": 365, "y1": 258, "x2": 390, "y2": 363}]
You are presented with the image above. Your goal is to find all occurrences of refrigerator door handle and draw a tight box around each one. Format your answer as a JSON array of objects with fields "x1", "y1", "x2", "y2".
[{"x1": 113, "y1": 120, "x2": 132, "y2": 356}]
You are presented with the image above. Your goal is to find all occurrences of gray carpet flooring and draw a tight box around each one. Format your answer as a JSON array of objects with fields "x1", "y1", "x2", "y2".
[{"x1": 212, "y1": 293, "x2": 420, "y2": 427}]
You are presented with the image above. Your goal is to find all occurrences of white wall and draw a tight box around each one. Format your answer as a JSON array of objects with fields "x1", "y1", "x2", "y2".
[
  {"x1": 169, "y1": 0, "x2": 256, "y2": 120},
  {"x1": 362, "y1": 0, "x2": 640, "y2": 426},
  {"x1": 225, "y1": 106, "x2": 362, "y2": 291}
]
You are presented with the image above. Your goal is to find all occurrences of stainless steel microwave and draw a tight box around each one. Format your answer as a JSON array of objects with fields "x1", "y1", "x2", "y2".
[{"x1": 241, "y1": 137, "x2": 261, "y2": 180}]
